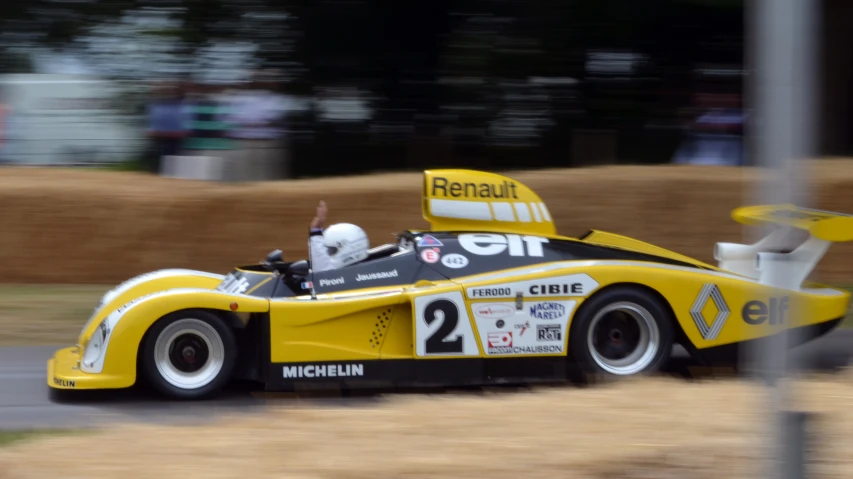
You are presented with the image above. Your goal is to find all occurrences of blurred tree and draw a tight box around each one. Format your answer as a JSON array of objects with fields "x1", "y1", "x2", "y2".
[
  {"x1": 0, "y1": 0, "x2": 744, "y2": 173},
  {"x1": 0, "y1": 0, "x2": 134, "y2": 50}
]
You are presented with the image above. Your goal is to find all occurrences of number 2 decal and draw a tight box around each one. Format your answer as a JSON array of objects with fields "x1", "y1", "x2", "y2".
[
  {"x1": 423, "y1": 299, "x2": 463, "y2": 354},
  {"x1": 414, "y1": 291, "x2": 479, "y2": 357}
]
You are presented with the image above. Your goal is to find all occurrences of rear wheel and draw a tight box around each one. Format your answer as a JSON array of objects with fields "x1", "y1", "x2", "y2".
[
  {"x1": 141, "y1": 310, "x2": 237, "y2": 399},
  {"x1": 570, "y1": 287, "x2": 674, "y2": 378}
]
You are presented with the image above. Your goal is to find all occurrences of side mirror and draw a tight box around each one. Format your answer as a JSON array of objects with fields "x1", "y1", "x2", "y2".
[
  {"x1": 288, "y1": 260, "x2": 309, "y2": 277},
  {"x1": 266, "y1": 249, "x2": 283, "y2": 263}
]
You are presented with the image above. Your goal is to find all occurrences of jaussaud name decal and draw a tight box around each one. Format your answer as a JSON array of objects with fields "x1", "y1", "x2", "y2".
[
  {"x1": 431, "y1": 176, "x2": 519, "y2": 199},
  {"x1": 529, "y1": 302, "x2": 566, "y2": 320},
  {"x1": 356, "y1": 270, "x2": 399, "y2": 282},
  {"x1": 319, "y1": 277, "x2": 345, "y2": 287},
  {"x1": 283, "y1": 363, "x2": 364, "y2": 379}
]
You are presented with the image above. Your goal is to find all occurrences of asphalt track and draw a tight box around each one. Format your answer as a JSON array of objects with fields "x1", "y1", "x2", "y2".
[{"x1": 1, "y1": 330, "x2": 851, "y2": 431}]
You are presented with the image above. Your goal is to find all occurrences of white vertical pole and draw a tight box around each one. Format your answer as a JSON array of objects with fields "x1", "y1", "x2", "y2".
[{"x1": 746, "y1": 0, "x2": 818, "y2": 478}]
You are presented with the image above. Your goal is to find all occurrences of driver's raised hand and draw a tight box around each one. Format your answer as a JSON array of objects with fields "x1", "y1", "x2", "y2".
[{"x1": 310, "y1": 201, "x2": 327, "y2": 230}]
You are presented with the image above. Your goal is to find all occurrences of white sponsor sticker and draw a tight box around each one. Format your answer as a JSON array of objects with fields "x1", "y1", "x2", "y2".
[
  {"x1": 528, "y1": 301, "x2": 567, "y2": 320},
  {"x1": 465, "y1": 274, "x2": 600, "y2": 299},
  {"x1": 472, "y1": 303, "x2": 515, "y2": 319},
  {"x1": 468, "y1": 286, "x2": 513, "y2": 298},
  {"x1": 536, "y1": 324, "x2": 562, "y2": 342},
  {"x1": 441, "y1": 253, "x2": 469, "y2": 269},
  {"x1": 471, "y1": 300, "x2": 576, "y2": 356},
  {"x1": 487, "y1": 331, "x2": 512, "y2": 347}
]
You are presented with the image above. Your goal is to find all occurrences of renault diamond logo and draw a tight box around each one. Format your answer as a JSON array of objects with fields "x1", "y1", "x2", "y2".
[{"x1": 690, "y1": 284, "x2": 729, "y2": 341}]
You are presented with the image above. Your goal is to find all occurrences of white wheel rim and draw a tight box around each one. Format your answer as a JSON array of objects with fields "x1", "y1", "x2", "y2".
[
  {"x1": 154, "y1": 318, "x2": 225, "y2": 390},
  {"x1": 586, "y1": 301, "x2": 660, "y2": 375}
]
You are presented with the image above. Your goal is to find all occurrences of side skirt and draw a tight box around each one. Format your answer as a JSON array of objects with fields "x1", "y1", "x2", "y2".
[
  {"x1": 683, "y1": 317, "x2": 844, "y2": 366},
  {"x1": 264, "y1": 357, "x2": 573, "y2": 391}
]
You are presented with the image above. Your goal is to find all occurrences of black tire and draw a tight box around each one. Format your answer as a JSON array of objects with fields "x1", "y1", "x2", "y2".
[
  {"x1": 140, "y1": 309, "x2": 237, "y2": 400},
  {"x1": 569, "y1": 286, "x2": 674, "y2": 380}
]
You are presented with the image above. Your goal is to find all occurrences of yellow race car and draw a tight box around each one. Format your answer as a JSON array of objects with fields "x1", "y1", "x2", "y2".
[{"x1": 48, "y1": 169, "x2": 853, "y2": 399}]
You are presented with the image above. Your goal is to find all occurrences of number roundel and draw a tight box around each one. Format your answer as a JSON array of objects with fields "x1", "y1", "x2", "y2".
[
  {"x1": 414, "y1": 291, "x2": 478, "y2": 357},
  {"x1": 440, "y1": 253, "x2": 469, "y2": 269}
]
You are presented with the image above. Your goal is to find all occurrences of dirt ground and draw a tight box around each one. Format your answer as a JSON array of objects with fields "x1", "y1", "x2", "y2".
[
  {"x1": 4, "y1": 160, "x2": 853, "y2": 284},
  {"x1": 2, "y1": 371, "x2": 853, "y2": 478}
]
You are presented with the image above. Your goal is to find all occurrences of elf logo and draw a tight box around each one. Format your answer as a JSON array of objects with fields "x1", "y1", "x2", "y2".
[
  {"x1": 741, "y1": 297, "x2": 788, "y2": 325},
  {"x1": 458, "y1": 233, "x2": 549, "y2": 257}
]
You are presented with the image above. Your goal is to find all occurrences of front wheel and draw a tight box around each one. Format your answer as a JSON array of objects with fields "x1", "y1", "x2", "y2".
[
  {"x1": 570, "y1": 286, "x2": 674, "y2": 379},
  {"x1": 141, "y1": 309, "x2": 237, "y2": 399}
]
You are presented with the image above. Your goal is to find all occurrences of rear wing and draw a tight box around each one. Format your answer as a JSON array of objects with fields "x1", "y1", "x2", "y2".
[
  {"x1": 731, "y1": 204, "x2": 853, "y2": 242},
  {"x1": 714, "y1": 204, "x2": 853, "y2": 289}
]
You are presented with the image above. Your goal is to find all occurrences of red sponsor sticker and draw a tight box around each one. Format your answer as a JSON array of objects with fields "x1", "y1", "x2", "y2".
[
  {"x1": 487, "y1": 331, "x2": 512, "y2": 347},
  {"x1": 420, "y1": 248, "x2": 440, "y2": 263}
]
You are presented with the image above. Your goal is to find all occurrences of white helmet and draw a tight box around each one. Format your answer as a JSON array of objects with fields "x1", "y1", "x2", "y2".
[{"x1": 322, "y1": 223, "x2": 370, "y2": 268}]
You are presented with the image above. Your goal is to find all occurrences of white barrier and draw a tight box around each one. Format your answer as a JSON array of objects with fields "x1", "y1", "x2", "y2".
[{"x1": 160, "y1": 155, "x2": 229, "y2": 181}]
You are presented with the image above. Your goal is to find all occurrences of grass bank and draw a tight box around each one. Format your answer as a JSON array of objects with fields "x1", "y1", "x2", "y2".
[
  {"x1": 0, "y1": 285, "x2": 108, "y2": 346},
  {"x1": 0, "y1": 429, "x2": 83, "y2": 448}
]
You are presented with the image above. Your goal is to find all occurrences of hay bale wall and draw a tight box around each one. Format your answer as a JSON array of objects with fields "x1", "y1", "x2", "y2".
[{"x1": 2, "y1": 160, "x2": 853, "y2": 284}]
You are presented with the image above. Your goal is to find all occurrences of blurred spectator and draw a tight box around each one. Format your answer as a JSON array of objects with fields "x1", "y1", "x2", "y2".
[
  {"x1": 0, "y1": 89, "x2": 10, "y2": 165},
  {"x1": 672, "y1": 93, "x2": 746, "y2": 166},
  {"x1": 181, "y1": 81, "x2": 236, "y2": 159},
  {"x1": 158, "y1": 81, "x2": 236, "y2": 180},
  {"x1": 145, "y1": 81, "x2": 190, "y2": 172},
  {"x1": 226, "y1": 70, "x2": 292, "y2": 180}
]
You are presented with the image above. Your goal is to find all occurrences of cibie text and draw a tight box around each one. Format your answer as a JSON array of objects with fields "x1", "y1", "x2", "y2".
[{"x1": 528, "y1": 283, "x2": 584, "y2": 295}]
